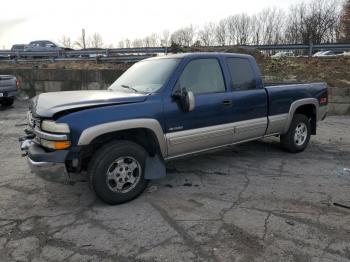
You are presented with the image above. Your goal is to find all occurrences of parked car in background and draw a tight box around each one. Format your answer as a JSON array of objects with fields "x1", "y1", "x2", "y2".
[
  {"x1": 11, "y1": 44, "x2": 26, "y2": 52},
  {"x1": 313, "y1": 50, "x2": 338, "y2": 57},
  {"x1": 0, "y1": 75, "x2": 19, "y2": 107},
  {"x1": 0, "y1": 54, "x2": 10, "y2": 60},
  {"x1": 271, "y1": 51, "x2": 294, "y2": 58},
  {"x1": 23, "y1": 40, "x2": 68, "y2": 58},
  {"x1": 316, "y1": 51, "x2": 334, "y2": 57},
  {"x1": 10, "y1": 44, "x2": 27, "y2": 59},
  {"x1": 24, "y1": 40, "x2": 63, "y2": 52},
  {"x1": 20, "y1": 53, "x2": 328, "y2": 204},
  {"x1": 313, "y1": 50, "x2": 348, "y2": 57}
]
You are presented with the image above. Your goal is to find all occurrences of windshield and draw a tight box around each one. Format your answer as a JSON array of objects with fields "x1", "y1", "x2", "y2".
[{"x1": 109, "y1": 58, "x2": 180, "y2": 93}]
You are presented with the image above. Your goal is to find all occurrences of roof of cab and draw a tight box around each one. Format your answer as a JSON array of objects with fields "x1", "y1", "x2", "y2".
[{"x1": 145, "y1": 52, "x2": 253, "y2": 60}]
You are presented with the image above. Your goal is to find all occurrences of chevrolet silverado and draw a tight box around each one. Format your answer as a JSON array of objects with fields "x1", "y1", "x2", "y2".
[{"x1": 20, "y1": 53, "x2": 328, "y2": 204}]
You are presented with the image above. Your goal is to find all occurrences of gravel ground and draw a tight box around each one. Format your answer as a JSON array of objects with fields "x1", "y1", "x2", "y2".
[{"x1": 0, "y1": 100, "x2": 349, "y2": 262}]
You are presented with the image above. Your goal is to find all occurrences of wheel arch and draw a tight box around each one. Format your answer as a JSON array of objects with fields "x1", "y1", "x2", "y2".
[
  {"x1": 284, "y1": 98, "x2": 319, "y2": 134},
  {"x1": 78, "y1": 119, "x2": 167, "y2": 158}
]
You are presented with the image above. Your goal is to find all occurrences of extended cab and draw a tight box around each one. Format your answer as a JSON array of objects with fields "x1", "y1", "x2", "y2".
[{"x1": 20, "y1": 53, "x2": 328, "y2": 204}]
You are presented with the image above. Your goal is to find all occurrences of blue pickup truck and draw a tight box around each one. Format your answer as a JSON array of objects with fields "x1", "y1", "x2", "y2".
[{"x1": 20, "y1": 53, "x2": 328, "y2": 204}]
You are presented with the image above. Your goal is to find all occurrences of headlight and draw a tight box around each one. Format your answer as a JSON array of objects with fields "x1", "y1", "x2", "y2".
[
  {"x1": 41, "y1": 120, "x2": 70, "y2": 133},
  {"x1": 41, "y1": 139, "x2": 71, "y2": 150}
]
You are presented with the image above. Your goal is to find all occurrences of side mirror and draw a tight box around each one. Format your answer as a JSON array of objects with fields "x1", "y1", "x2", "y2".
[{"x1": 172, "y1": 87, "x2": 195, "y2": 112}]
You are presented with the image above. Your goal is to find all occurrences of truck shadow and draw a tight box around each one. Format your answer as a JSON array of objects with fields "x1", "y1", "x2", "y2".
[
  {"x1": 39, "y1": 138, "x2": 286, "y2": 206},
  {"x1": 0, "y1": 104, "x2": 14, "y2": 111}
]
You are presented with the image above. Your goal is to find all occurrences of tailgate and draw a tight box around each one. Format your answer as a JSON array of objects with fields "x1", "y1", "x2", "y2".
[{"x1": 0, "y1": 75, "x2": 17, "y2": 92}]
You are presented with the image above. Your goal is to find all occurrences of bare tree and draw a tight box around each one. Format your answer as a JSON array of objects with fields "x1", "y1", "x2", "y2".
[
  {"x1": 199, "y1": 23, "x2": 216, "y2": 46},
  {"x1": 170, "y1": 30, "x2": 183, "y2": 46},
  {"x1": 117, "y1": 40, "x2": 124, "y2": 48},
  {"x1": 132, "y1": 38, "x2": 143, "y2": 48},
  {"x1": 112, "y1": 0, "x2": 343, "y2": 49},
  {"x1": 148, "y1": 33, "x2": 160, "y2": 46},
  {"x1": 59, "y1": 35, "x2": 73, "y2": 48},
  {"x1": 339, "y1": 0, "x2": 350, "y2": 42},
  {"x1": 182, "y1": 25, "x2": 196, "y2": 46},
  {"x1": 143, "y1": 36, "x2": 151, "y2": 47},
  {"x1": 124, "y1": 38, "x2": 131, "y2": 48},
  {"x1": 75, "y1": 28, "x2": 89, "y2": 49},
  {"x1": 235, "y1": 14, "x2": 251, "y2": 45},
  {"x1": 170, "y1": 25, "x2": 196, "y2": 46},
  {"x1": 226, "y1": 15, "x2": 238, "y2": 45},
  {"x1": 226, "y1": 14, "x2": 251, "y2": 45},
  {"x1": 215, "y1": 19, "x2": 228, "y2": 46},
  {"x1": 259, "y1": 8, "x2": 285, "y2": 45},
  {"x1": 90, "y1": 33, "x2": 104, "y2": 48},
  {"x1": 161, "y1": 30, "x2": 170, "y2": 46},
  {"x1": 285, "y1": 0, "x2": 341, "y2": 44}
]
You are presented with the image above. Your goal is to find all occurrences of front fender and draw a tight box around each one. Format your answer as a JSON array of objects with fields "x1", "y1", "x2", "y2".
[{"x1": 77, "y1": 118, "x2": 167, "y2": 158}]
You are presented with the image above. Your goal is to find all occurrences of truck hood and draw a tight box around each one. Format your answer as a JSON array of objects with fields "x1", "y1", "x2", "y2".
[{"x1": 31, "y1": 90, "x2": 148, "y2": 118}]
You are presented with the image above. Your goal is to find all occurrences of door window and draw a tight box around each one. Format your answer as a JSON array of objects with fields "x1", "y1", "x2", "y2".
[
  {"x1": 178, "y1": 59, "x2": 225, "y2": 94},
  {"x1": 226, "y1": 58, "x2": 256, "y2": 90}
]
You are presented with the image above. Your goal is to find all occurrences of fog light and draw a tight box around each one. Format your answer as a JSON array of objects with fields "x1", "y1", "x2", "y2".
[{"x1": 41, "y1": 139, "x2": 71, "y2": 150}]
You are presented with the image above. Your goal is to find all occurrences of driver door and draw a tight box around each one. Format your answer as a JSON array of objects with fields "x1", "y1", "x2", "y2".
[{"x1": 164, "y1": 58, "x2": 235, "y2": 158}]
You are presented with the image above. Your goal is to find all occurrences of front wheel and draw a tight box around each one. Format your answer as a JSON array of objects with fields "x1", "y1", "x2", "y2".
[
  {"x1": 88, "y1": 140, "x2": 149, "y2": 205},
  {"x1": 280, "y1": 114, "x2": 311, "y2": 153}
]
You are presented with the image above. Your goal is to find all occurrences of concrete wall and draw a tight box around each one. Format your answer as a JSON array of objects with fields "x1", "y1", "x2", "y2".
[
  {"x1": 328, "y1": 87, "x2": 350, "y2": 115},
  {"x1": 0, "y1": 68, "x2": 123, "y2": 97},
  {"x1": 0, "y1": 68, "x2": 349, "y2": 115}
]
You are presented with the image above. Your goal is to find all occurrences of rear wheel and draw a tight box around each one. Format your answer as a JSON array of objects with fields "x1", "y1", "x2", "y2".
[
  {"x1": 280, "y1": 114, "x2": 311, "y2": 153},
  {"x1": 0, "y1": 97, "x2": 14, "y2": 107},
  {"x1": 88, "y1": 140, "x2": 149, "y2": 205}
]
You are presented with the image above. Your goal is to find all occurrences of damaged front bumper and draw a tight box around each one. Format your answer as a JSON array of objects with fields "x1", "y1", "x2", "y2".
[{"x1": 20, "y1": 137, "x2": 69, "y2": 180}]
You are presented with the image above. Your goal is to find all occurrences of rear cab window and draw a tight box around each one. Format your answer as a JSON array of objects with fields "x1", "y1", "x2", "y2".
[{"x1": 226, "y1": 58, "x2": 257, "y2": 91}]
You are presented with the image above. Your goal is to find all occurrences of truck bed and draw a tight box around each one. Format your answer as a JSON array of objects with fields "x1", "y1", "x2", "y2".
[{"x1": 265, "y1": 82, "x2": 328, "y2": 116}]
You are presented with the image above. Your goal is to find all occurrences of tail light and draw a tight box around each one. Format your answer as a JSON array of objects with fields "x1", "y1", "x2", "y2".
[
  {"x1": 16, "y1": 79, "x2": 20, "y2": 89},
  {"x1": 319, "y1": 88, "x2": 328, "y2": 105}
]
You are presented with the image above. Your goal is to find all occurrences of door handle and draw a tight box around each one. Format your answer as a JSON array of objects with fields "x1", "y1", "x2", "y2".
[{"x1": 222, "y1": 100, "x2": 233, "y2": 107}]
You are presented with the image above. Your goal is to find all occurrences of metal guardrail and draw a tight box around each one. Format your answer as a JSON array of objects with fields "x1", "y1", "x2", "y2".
[
  {"x1": 0, "y1": 43, "x2": 349, "y2": 62},
  {"x1": 245, "y1": 43, "x2": 350, "y2": 50},
  {"x1": 0, "y1": 47, "x2": 168, "y2": 60}
]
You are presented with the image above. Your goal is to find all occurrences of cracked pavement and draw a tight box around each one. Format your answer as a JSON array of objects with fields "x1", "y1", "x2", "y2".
[{"x1": 0, "y1": 100, "x2": 350, "y2": 262}]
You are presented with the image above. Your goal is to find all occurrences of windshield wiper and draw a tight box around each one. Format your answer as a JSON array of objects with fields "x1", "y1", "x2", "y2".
[{"x1": 121, "y1": 84, "x2": 139, "y2": 93}]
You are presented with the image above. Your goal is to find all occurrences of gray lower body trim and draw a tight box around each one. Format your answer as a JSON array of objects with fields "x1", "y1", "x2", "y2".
[
  {"x1": 165, "y1": 133, "x2": 279, "y2": 161},
  {"x1": 166, "y1": 117, "x2": 267, "y2": 158},
  {"x1": 266, "y1": 114, "x2": 288, "y2": 135}
]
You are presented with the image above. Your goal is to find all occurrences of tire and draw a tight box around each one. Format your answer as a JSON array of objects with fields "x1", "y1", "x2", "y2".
[
  {"x1": 88, "y1": 140, "x2": 149, "y2": 205},
  {"x1": 0, "y1": 97, "x2": 14, "y2": 107},
  {"x1": 280, "y1": 114, "x2": 311, "y2": 153}
]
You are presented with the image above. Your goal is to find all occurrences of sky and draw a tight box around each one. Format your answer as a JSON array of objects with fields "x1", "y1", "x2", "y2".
[{"x1": 0, "y1": 0, "x2": 303, "y2": 49}]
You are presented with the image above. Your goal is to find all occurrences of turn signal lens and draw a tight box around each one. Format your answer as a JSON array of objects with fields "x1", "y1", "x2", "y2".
[
  {"x1": 41, "y1": 139, "x2": 71, "y2": 150},
  {"x1": 54, "y1": 141, "x2": 71, "y2": 150}
]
